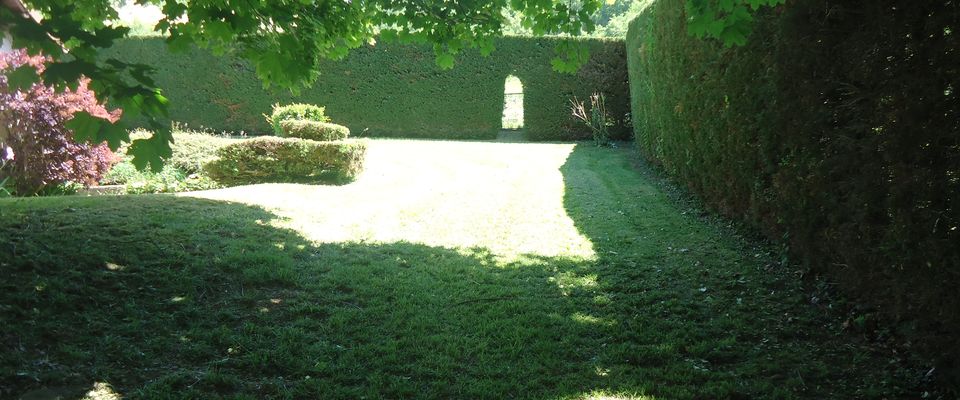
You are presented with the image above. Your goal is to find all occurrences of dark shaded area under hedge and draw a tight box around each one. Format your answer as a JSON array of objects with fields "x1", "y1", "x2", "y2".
[
  {"x1": 627, "y1": 0, "x2": 959, "y2": 387},
  {"x1": 103, "y1": 37, "x2": 630, "y2": 141}
]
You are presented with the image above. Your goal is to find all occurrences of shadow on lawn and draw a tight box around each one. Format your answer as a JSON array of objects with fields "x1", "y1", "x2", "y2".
[
  {"x1": 0, "y1": 194, "x2": 629, "y2": 399},
  {"x1": 556, "y1": 144, "x2": 920, "y2": 399},
  {"x1": 0, "y1": 144, "x2": 913, "y2": 399}
]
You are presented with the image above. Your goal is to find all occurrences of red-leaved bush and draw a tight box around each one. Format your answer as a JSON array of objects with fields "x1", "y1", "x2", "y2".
[{"x1": 0, "y1": 49, "x2": 120, "y2": 195}]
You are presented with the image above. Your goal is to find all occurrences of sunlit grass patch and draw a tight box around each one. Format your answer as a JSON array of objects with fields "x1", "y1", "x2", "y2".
[{"x1": 184, "y1": 140, "x2": 598, "y2": 261}]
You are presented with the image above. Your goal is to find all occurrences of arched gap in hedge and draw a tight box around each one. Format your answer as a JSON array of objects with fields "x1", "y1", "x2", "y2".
[{"x1": 501, "y1": 74, "x2": 524, "y2": 130}]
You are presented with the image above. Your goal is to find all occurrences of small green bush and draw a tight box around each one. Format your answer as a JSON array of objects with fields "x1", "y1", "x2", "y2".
[
  {"x1": 205, "y1": 137, "x2": 366, "y2": 185},
  {"x1": 570, "y1": 92, "x2": 614, "y2": 147},
  {"x1": 101, "y1": 160, "x2": 222, "y2": 194},
  {"x1": 102, "y1": 128, "x2": 233, "y2": 193},
  {"x1": 266, "y1": 104, "x2": 330, "y2": 135},
  {"x1": 279, "y1": 119, "x2": 350, "y2": 141}
]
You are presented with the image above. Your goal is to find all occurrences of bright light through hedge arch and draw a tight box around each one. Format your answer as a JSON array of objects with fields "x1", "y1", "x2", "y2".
[{"x1": 502, "y1": 75, "x2": 524, "y2": 130}]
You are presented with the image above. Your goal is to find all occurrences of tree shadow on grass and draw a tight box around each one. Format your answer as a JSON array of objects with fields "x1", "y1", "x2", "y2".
[
  {"x1": 0, "y1": 144, "x2": 917, "y2": 400},
  {"x1": 0, "y1": 195, "x2": 629, "y2": 399},
  {"x1": 557, "y1": 144, "x2": 921, "y2": 399}
]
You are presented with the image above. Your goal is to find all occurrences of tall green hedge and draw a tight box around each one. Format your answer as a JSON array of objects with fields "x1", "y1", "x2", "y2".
[
  {"x1": 103, "y1": 36, "x2": 629, "y2": 141},
  {"x1": 627, "y1": 0, "x2": 959, "y2": 378}
]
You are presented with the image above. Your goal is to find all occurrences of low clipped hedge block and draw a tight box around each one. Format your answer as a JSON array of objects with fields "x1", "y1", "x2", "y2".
[
  {"x1": 280, "y1": 119, "x2": 350, "y2": 141},
  {"x1": 206, "y1": 137, "x2": 366, "y2": 185},
  {"x1": 166, "y1": 131, "x2": 238, "y2": 174},
  {"x1": 267, "y1": 103, "x2": 330, "y2": 135}
]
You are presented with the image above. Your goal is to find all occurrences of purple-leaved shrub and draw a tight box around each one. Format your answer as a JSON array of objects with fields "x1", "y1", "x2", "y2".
[{"x1": 0, "y1": 49, "x2": 119, "y2": 195}]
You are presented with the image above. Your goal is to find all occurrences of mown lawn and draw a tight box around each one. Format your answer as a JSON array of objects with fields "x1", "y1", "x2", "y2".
[{"x1": 0, "y1": 140, "x2": 919, "y2": 399}]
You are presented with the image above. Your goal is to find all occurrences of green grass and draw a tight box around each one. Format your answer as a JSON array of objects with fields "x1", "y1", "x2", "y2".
[{"x1": 0, "y1": 140, "x2": 921, "y2": 399}]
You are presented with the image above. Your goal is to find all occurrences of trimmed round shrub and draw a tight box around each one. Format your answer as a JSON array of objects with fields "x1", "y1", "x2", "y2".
[
  {"x1": 266, "y1": 103, "x2": 330, "y2": 135},
  {"x1": 279, "y1": 119, "x2": 350, "y2": 141},
  {"x1": 205, "y1": 137, "x2": 366, "y2": 185}
]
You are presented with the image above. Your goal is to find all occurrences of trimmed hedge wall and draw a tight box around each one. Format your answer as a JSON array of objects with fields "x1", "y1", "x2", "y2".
[
  {"x1": 103, "y1": 37, "x2": 629, "y2": 141},
  {"x1": 628, "y1": 0, "x2": 959, "y2": 377}
]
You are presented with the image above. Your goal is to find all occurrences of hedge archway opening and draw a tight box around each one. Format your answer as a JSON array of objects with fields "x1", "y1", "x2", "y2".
[{"x1": 501, "y1": 75, "x2": 524, "y2": 131}]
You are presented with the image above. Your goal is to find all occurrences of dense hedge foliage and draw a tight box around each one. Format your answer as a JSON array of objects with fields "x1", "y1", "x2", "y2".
[
  {"x1": 205, "y1": 137, "x2": 366, "y2": 185},
  {"x1": 267, "y1": 104, "x2": 330, "y2": 135},
  {"x1": 102, "y1": 36, "x2": 629, "y2": 141},
  {"x1": 628, "y1": 0, "x2": 959, "y2": 377},
  {"x1": 280, "y1": 120, "x2": 350, "y2": 141}
]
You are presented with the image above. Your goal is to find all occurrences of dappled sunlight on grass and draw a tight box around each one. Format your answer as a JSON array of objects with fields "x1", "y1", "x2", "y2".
[
  {"x1": 13, "y1": 382, "x2": 124, "y2": 400},
  {"x1": 574, "y1": 391, "x2": 656, "y2": 400},
  {"x1": 82, "y1": 382, "x2": 122, "y2": 400},
  {"x1": 565, "y1": 390, "x2": 658, "y2": 400},
  {"x1": 104, "y1": 262, "x2": 125, "y2": 271},
  {"x1": 182, "y1": 139, "x2": 596, "y2": 261},
  {"x1": 570, "y1": 311, "x2": 617, "y2": 327}
]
